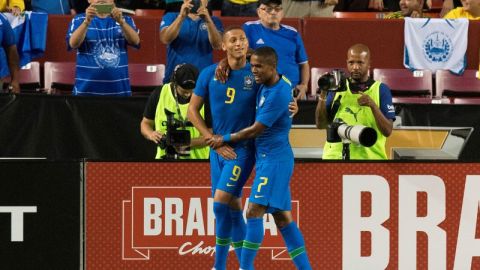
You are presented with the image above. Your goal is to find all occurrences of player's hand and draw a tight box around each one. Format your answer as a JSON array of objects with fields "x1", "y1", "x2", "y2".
[
  {"x1": 85, "y1": 5, "x2": 97, "y2": 23},
  {"x1": 357, "y1": 92, "x2": 375, "y2": 108},
  {"x1": 294, "y1": 84, "x2": 308, "y2": 100},
  {"x1": 289, "y1": 98, "x2": 299, "y2": 117},
  {"x1": 206, "y1": 134, "x2": 224, "y2": 149},
  {"x1": 148, "y1": 131, "x2": 163, "y2": 144},
  {"x1": 215, "y1": 58, "x2": 230, "y2": 83},
  {"x1": 215, "y1": 145, "x2": 237, "y2": 160},
  {"x1": 180, "y1": 0, "x2": 193, "y2": 18}
]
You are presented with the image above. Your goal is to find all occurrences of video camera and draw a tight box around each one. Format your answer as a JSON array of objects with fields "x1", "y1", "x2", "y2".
[
  {"x1": 327, "y1": 118, "x2": 377, "y2": 147},
  {"x1": 317, "y1": 69, "x2": 347, "y2": 93},
  {"x1": 159, "y1": 109, "x2": 192, "y2": 159}
]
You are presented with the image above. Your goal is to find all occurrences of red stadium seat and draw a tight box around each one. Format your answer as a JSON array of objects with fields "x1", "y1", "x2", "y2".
[
  {"x1": 452, "y1": 97, "x2": 480, "y2": 105},
  {"x1": 128, "y1": 63, "x2": 165, "y2": 96},
  {"x1": 333, "y1": 12, "x2": 386, "y2": 19},
  {"x1": 373, "y1": 68, "x2": 432, "y2": 97},
  {"x1": 2, "y1": 62, "x2": 41, "y2": 92},
  {"x1": 436, "y1": 70, "x2": 480, "y2": 98},
  {"x1": 310, "y1": 67, "x2": 347, "y2": 97},
  {"x1": 44, "y1": 62, "x2": 76, "y2": 95},
  {"x1": 135, "y1": 9, "x2": 164, "y2": 17}
]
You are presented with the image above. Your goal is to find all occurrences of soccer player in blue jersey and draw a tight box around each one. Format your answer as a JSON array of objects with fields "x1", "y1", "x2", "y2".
[
  {"x1": 160, "y1": 0, "x2": 223, "y2": 84},
  {"x1": 243, "y1": 0, "x2": 309, "y2": 99},
  {"x1": 207, "y1": 46, "x2": 312, "y2": 270},
  {"x1": 67, "y1": 0, "x2": 140, "y2": 96},
  {"x1": 188, "y1": 27, "x2": 258, "y2": 270}
]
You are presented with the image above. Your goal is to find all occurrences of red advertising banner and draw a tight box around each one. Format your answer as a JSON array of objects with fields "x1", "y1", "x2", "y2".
[{"x1": 85, "y1": 162, "x2": 480, "y2": 270}]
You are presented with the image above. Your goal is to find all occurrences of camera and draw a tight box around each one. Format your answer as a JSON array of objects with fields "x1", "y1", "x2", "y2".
[
  {"x1": 317, "y1": 69, "x2": 347, "y2": 93},
  {"x1": 327, "y1": 118, "x2": 377, "y2": 147},
  {"x1": 159, "y1": 109, "x2": 192, "y2": 159}
]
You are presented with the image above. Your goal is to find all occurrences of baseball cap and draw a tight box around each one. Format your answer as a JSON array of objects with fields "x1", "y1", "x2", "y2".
[{"x1": 173, "y1": 63, "x2": 199, "y2": 89}]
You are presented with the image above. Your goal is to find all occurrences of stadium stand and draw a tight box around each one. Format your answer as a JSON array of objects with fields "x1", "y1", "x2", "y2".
[
  {"x1": 373, "y1": 68, "x2": 433, "y2": 103},
  {"x1": 128, "y1": 63, "x2": 165, "y2": 95},
  {"x1": 44, "y1": 61, "x2": 76, "y2": 94}
]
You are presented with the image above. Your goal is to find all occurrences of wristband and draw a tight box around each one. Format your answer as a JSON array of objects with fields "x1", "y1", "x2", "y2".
[{"x1": 222, "y1": 134, "x2": 231, "y2": 142}]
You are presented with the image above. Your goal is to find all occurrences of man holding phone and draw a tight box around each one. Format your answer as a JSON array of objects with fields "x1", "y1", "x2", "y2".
[
  {"x1": 160, "y1": 0, "x2": 223, "y2": 85},
  {"x1": 67, "y1": 0, "x2": 140, "y2": 96}
]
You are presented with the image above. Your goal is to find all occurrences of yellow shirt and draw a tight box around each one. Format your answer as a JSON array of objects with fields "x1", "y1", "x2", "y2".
[
  {"x1": 444, "y1": 7, "x2": 480, "y2": 20},
  {"x1": 0, "y1": 0, "x2": 25, "y2": 12}
]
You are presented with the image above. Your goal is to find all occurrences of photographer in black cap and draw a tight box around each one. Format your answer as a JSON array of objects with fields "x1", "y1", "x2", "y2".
[{"x1": 141, "y1": 63, "x2": 210, "y2": 159}]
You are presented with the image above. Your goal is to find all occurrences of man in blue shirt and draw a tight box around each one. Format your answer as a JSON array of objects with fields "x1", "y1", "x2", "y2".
[
  {"x1": 0, "y1": 14, "x2": 20, "y2": 93},
  {"x1": 160, "y1": 0, "x2": 223, "y2": 85},
  {"x1": 67, "y1": 0, "x2": 140, "y2": 96},
  {"x1": 243, "y1": 0, "x2": 309, "y2": 99},
  {"x1": 188, "y1": 27, "x2": 257, "y2": 270},
  {"x1": 207, "y1": 46, "x2": 312, "y2": 270}
]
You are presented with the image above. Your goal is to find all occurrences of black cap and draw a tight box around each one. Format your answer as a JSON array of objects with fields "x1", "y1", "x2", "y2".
[{"x1": 173, "y1": 63, "x2": 199, "y2": 89}]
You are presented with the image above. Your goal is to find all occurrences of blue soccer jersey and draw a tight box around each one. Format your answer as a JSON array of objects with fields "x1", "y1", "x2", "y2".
[
  {"x1": 195, "y1": 63, "x2": 258, "y2": 197},
  {"x1": 243, "y1": 21, "x2": 308, "y2": 87},
  {"x1": 255, "y1": 75, "x2": 294, "y2": 162},
  {"x1": 160, "y1": 13, "x2": 223, "y2": 84},
  {"x1": 66, "y1": 14, "x2": 139, "y2": 96},
  {"x1": 0, "y1": 15, "x2": 16, "y2": 79}
]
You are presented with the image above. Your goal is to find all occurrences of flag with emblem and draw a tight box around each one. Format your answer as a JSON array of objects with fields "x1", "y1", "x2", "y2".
[{"x1": 404, "y1": 18, "x2": 468, "y2": 75}]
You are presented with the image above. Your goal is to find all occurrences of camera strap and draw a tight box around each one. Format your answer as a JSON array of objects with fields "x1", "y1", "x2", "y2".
[
  {"x1": 328, "y1": 94, "x2": 342, "y2": 123},
  {"x1": 172, "y1": 85, "x2": 186, "y2": 123}
]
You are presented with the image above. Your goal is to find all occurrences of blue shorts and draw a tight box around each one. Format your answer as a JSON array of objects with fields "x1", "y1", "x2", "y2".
[
  {"x1": 249, "y1": 159, "x2": 294, "y2": 212},
  {"x1": 210, "y1": 146, "x2": 255, "y2": 198}
]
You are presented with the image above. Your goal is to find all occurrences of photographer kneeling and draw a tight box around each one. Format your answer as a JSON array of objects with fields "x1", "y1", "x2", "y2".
[
  {"x1": 315, "y1": 44, "x2": 396, "y2": 160},
  {"x1": 141, "y1": 63, "x2": 209, "y2": 159}
]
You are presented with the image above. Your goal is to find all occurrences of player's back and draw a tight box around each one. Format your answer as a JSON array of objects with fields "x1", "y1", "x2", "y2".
[{"x1": 255, "y1": 76, "x2": 293, "y2": 162}]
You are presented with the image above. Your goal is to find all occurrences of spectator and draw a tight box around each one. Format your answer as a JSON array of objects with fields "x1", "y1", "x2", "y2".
[
  {"x1": 160, "y1": 0, "x2": 222, "y2": 84},
  {"x1": 315, "y1": 44, "x2": 395, "y2": 160},
  {"x1": 443, "y1": 0, "x2": 480, "y2": 19},
  {"x1": 243, "y1": 0, "x2": 309, "y2": 98},
  {"x1": 221, "y1": 0, "x2": 258, "y2": 16},
  {"x1": 0, "y1": 14, "x2": 20, "y2": 93},
  {"x1": 66, "y1": 0, "x2": 140, "y2": 96},
  {"x1": 31, "y1": 0, "x2": 74, "y2": 14},
  {"x1": 0, "y1": 0, "x2": 24, "y2": 16},
  {"x1": 282, "y1": 0, "x2": 339, "y2": 18},
  {"x1": 440, "y1": 0, "x2": 462, "y2": 17},
  {"x1": 384, "y1": 0, "x2": 425, "y2": 18},
  {"x1": 141, "y1": 63, "x2": 209, "y2": 159}
]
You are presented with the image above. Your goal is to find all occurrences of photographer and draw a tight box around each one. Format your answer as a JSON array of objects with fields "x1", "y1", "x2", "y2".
[
  {"x1": 141, "y1": 63, "x2": 209, "y2": 159},
  {"x1": 315, "y1": 44, "x2": 395, "y2": 160}
]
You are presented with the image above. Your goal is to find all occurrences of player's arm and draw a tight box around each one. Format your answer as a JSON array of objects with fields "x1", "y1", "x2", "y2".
[
  {"x1": 187, "y1": 93, "x2": 213, "y2": 139},
  {"x1": 207, "y1": 121, "x2": 266, "y2": 149}
]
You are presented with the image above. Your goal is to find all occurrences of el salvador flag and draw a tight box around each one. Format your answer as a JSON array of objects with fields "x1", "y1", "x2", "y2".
[
  {"x1": 404, "y1": 18, "x2": 468, "y2": 75},
  {"x1": 1, "y1": 12, "x2": 48, "y2": 67}
]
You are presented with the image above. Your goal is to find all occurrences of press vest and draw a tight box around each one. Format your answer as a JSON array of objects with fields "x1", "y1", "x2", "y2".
[
  {"x1": 322, "y1": 80, "x2": 387, "y2": 160},
  {"x1": 154, "y1": 83, "x2": 209, "y2": 159}
]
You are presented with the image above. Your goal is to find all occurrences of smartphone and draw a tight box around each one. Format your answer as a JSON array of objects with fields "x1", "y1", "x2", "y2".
[
  {"x1": 189, "y1": 0, "x2": 201, "y2": 14},
  {"x1": 95, "y1": 3, "x2": 113, "y2": 14}
]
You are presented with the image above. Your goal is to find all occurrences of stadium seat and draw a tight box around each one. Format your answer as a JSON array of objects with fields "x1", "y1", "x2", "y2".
[
  {"x1": 310, "y1": 67, "x2": 347, "y2": 97},
  {"x1": 2, "y1": 62, "x2": 41, "y2": 92},
  {"x1": 452, "y1": 97, "x2": 480, "y2": 105},
  {"x1": 373, "y1": 68, "x2": 432, "y2": 100},
  {"x1": 44, "y1": 62, "x2": 76, "y2": 95},
  {"x1": 128, "y1": 63, "x2": 165, "y2": 96},
  {"x1": 436, "y1": 70, "x2": 480, "y2": 98},
  {"x1": 134, "y1": 9, "x2": 164, "y2": 17},
  {"x1": 333, "y1": 12, "x2": 386, "y2": 19}
]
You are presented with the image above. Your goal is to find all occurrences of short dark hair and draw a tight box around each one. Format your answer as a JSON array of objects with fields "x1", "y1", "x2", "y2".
[
  {"x1": 252, "y1": 46, "x2": 277, "y2": 68},
  {"x1": 223, "y1": 25, "x2": 245, "y2": 39},
  {"x1": 258, "y1": 0, "x2": 282, "y2": 7}
]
